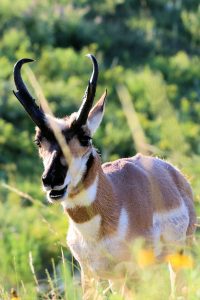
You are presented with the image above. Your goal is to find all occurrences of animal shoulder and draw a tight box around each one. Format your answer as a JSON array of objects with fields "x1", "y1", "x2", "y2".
[{"x1": 102, "y1": 153, "x2": 185, "y2": 180}]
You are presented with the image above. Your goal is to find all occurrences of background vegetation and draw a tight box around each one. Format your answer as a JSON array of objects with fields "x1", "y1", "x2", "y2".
[{"x1": 0, "y1": 0, "x2": 200, "y2": 298}]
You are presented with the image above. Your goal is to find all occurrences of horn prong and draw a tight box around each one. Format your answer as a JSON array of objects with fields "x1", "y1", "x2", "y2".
[
  {"x1": 86, "y1": 54, "x2": 98, "y2": 84},
  {"x1": 75, "y1": 54, "x2": 99, "y2": 127},
  {"x1": 13, "y1": 58, "x2": 46, "y2": 130}
]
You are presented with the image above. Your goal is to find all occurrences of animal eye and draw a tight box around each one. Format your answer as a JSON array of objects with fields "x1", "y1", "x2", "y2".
[
  {"x1": 79, "y1": 135, "x2": 91, "y2": 146},
  {"x1": 34, "y1": 139, "x2": 41, "y2": 147}
]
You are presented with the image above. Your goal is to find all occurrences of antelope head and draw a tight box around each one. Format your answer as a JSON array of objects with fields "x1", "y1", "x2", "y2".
[{"x1": 13, "y1": 55, "x2": 107, "y2": 203}]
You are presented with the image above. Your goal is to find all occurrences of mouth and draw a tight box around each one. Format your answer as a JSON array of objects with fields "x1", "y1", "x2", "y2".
[{"x1": 49, "y1": 185, "x2": 68, "y2": 200}]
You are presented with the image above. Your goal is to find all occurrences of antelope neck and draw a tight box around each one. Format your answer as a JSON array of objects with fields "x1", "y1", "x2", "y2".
[{"x1": 66, "y1": 154, "x2": 120, "y2": 237}]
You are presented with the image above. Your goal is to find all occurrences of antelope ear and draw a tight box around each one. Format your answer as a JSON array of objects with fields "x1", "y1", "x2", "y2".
[{"x1": 87, "y1": 90, "x2": 107, "y2": 136}]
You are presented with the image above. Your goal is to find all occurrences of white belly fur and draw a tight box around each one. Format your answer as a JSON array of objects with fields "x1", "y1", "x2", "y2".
[
  {"x1": 67, "y1": 202, "x2": 190, "y2": 277},
  {"x1": 152, "y1": 202, "x2": 189, "y2": 255},
  {"x1": 67, "y1": 208, "x2": 129, "y2": 277}
]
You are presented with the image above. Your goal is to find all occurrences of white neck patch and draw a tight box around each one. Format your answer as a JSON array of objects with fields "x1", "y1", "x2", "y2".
[
  {"x1": 70, "y1": 214, "x2": 101, "y2": 239},
  {"x1": 61, "y1": 174, "x2": 99, "y2": 209}
]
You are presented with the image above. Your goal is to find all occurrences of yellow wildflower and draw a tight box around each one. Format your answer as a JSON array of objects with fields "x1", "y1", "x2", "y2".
[
  {"x1": 137, "y1": 249, "x2": 156, "y2": 267},
  {"x1": 165, "y1": 251, "x2": 194, "y2": 271},
  {"x1": 10, "y1": 288, "x2": 20, "y2": 300}
]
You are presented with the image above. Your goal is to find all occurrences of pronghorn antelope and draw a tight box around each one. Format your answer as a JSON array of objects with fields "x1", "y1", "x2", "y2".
[{"x1": 13, "y1": 55, "x2": 196, "y2": 295}]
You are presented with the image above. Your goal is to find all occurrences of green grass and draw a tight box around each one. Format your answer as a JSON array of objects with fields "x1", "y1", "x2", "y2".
[
  {"x1": 1, "y1": 236, "x2": 200, "y2": 299},
  {"x1": 0, "y1": 183, "x2": 199, "y2": 300}
]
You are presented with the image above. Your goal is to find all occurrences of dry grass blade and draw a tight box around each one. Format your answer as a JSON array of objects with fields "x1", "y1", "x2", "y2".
[
  {"x1": 117, "y1": 84, "x2": 156, "y2": 155},
  {"x1": 29, "y1": 251, "x2": 39, "y2": 292},
  {"x1": 1, "y1": 182, "x2": 43, "y2": 207},
  {"x1": 25, "y1": 65, "x2": 72, "y2": 165},
  {"x1": 195, "y1": 216, "x2": 200, "y2": 227}
]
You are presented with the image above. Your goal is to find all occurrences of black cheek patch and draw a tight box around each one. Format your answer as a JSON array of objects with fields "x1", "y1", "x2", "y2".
[
  {"x1": 55, "y1": 154, "x2": 69, "y2": 182},
  {"x1": 86, "y1": 153, "x2": 94, "y2": 171},
  {"x1": 45, "y1": 152, "x2": 69, "y2": 187}
]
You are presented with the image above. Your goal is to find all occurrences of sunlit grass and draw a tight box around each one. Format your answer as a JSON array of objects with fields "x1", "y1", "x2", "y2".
[{"x1": 0, "y1": 236, "x2": 200, "y2": 299}]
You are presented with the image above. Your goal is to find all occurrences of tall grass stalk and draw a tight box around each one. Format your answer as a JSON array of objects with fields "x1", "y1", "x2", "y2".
[
  {"x1": 25, "y1": 65, "x2": 72, "y2": 167},
  {"x1": 29, "y1": 251, "x2": 39, "y2": 291},
  {"x1": 117, "y1": 84, "x2": 155, "y2": 155}
]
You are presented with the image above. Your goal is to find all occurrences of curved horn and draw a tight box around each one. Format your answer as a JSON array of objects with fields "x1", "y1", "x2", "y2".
[
  {"x1": 13, "y1": 58, "x2": 47, "y2": 130},
  {"x1": 75, "y1": 54, "x2": 99, "y2": 127}
]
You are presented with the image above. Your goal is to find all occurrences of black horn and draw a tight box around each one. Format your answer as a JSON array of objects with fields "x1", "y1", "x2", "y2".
[
  {"x1": 75, "y1": 54, "x2": 99, "y2": 127},
  {"x1": 13, "y1": 58, "x2": 47, "y2": 131}
]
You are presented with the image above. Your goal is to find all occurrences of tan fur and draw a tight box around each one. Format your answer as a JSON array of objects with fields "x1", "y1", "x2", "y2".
[
  {"x1": 66, "y1": 153, "x2": 196, "y2": 240},
  {"x1": 102, "y1": 154, "x2": 196, "y2": 239},
  {"x1": 68, "y1": 137, "x2": 89, "y2": 157},
  {"x1": 66, "y1": 151, "x2": 196, "y2": 298}
]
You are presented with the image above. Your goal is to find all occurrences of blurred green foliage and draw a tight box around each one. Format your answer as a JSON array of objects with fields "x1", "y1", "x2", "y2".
[{"x1": 0, "y1": 0, "x2": 200, "y2": 296}]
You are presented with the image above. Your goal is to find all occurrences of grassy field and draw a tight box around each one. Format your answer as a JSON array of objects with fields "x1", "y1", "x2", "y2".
[{"x1": 0, "y1": 201, "x2": 200, "y2": 300}]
